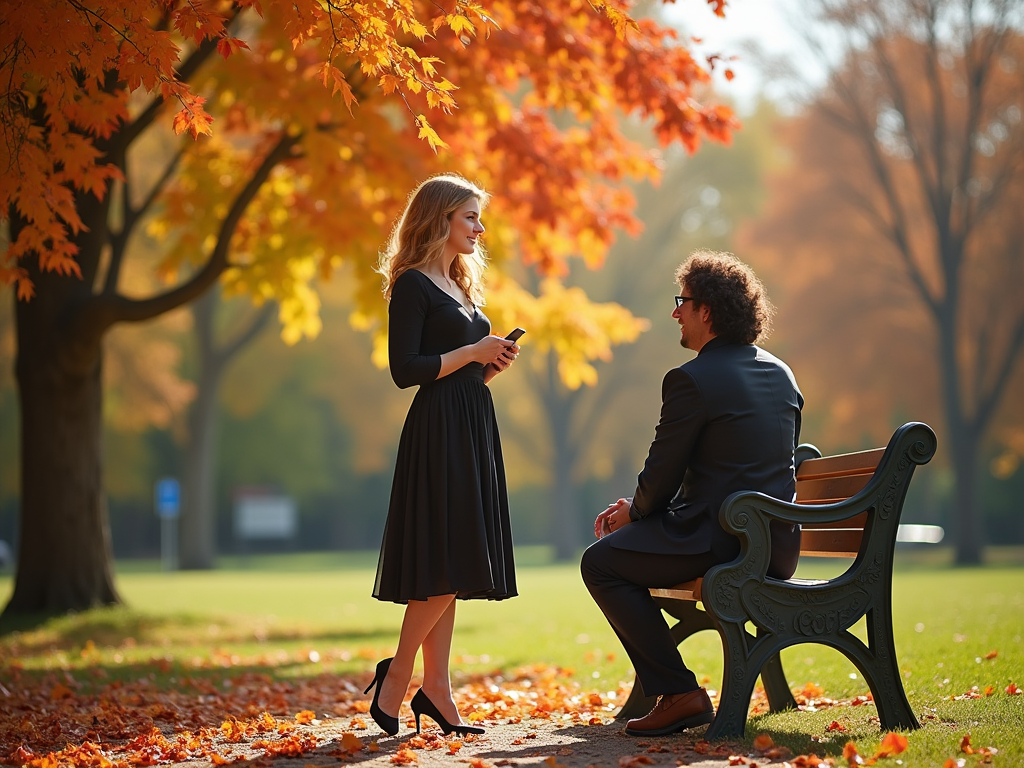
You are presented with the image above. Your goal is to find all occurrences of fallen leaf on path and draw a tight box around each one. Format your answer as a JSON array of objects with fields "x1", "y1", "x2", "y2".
[
  {"x1": 618, "y1": 755, "x2": 655, "y2": 767},
  {"x1": 339, "y1": 732, "x2": 364, "y2": 753}
]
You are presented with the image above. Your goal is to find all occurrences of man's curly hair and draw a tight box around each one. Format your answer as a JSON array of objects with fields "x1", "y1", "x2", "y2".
[{"x1": 675, "y1": 250, "x2": 774, "y2": 345}]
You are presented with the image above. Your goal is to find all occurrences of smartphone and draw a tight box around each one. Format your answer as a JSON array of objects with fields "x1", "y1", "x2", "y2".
[{"x1": 505, "y1": 328, "x2": 526, "y2": 342}]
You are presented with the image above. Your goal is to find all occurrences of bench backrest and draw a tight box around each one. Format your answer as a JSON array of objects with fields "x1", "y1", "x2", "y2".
[{"x1": 795, "y1": 447, "x2": 885, "y2": 557}]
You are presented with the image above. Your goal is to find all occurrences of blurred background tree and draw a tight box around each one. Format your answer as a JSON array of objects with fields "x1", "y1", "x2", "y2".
[{"x1": 739, "y1": 0, "x2": 1024, "y2": 565}]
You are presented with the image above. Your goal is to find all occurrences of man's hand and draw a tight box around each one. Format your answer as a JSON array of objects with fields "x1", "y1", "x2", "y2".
[{"x1": 594, "y1": 497, "x2": 633, "y2": 539}]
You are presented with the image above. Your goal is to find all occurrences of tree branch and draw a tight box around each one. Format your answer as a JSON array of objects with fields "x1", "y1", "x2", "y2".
[
  {"x1": 80, "y1": 131, "x2": 300, "y2": 335},
  {"x1": 975, "y1": 312, "x2": 1024, "y2": 431},
  {"x1": 218, "y1": 300, "x2": 276, "y2": 363},
  {"x1": 104, "y1": 147, "x2": 185, "y2": 295},
  {"x1": 823, "y1": 79, "x2": 940, "y2": 317},
  {"x1": 868, "y1": 14, "x2": 946, "y2": 235}
]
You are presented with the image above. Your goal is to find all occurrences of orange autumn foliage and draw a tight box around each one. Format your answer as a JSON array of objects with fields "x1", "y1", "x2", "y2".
[
  {"x1": 3, "y1": 0, "x2": 739, "y2": 619},
  {"x1": 1, "y1": 0, "x2": 735, "y2": 302}
]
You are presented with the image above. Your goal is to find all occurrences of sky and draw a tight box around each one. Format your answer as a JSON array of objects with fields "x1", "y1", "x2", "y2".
[{"x1": 664, "y1": 0, "x2": 827, "y2": 114}]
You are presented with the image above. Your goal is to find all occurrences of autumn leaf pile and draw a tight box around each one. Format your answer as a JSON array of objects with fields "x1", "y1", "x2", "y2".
[
  {"x1": 0, "y1": 660, "x2": 628, "y2": 766},
  {"x1": 2, "y1": 653, "x2": 1020, "y2": 768}
]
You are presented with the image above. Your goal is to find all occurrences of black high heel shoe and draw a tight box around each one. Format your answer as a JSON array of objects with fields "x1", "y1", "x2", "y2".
[
  {"x1": 364, "y1": 657, "x2": 400, "y2": 736},
  {"x1": 410, "y1": 688, "x2": 485, "y2": 736}
]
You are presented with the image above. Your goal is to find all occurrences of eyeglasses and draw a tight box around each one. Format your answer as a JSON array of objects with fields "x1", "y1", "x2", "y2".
[{"x1": 674, "y1": 296, "x2": 697, "y2": 308}]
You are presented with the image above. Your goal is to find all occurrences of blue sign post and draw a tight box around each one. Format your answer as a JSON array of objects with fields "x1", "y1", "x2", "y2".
[{"x1": 155, "y1": 478, "x2": 180, "y2": 571}]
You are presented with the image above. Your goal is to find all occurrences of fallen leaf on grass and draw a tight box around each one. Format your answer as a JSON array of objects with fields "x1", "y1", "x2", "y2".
[
  {"x1": 752, "y1": 734, "x2": 774, "y2": 750},
  {"x1": 960, "y1": 733, "x2": 974, "y2": 755},
  {"x1": 1006, "y1": 683, "x2": 1021, "y2": 695},
  {"x1": 876, "y1": 732, "x2": 908, "y2": 757},
  {"x1": 844, "y1": 741, "x2": 864, "y2": 766},
  {"x1": 827, "y1": 721, "x2": 848, "y2": 733}
]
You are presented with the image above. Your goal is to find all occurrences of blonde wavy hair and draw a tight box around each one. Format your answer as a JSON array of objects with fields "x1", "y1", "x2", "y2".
[{"x1": 378, "y1": 174, "x2": 490, "y2": 305}]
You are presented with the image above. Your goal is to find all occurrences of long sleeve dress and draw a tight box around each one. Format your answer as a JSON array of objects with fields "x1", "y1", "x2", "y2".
[{"x1": 372, "y1": 268, "x2": 517, "y2": 603}]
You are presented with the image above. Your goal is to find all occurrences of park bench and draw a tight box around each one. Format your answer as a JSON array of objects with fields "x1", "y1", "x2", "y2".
[{"x1": 616, "y1": 421, "x2": 937, "y2": 740}]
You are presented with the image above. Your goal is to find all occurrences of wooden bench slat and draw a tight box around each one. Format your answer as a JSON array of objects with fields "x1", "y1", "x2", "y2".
[
  {"x1": 796, "y1": 472, "x2": 873, "y2": 503},
  {"x1": 799, "y1": 528, "x2": 862, "y2": 555},
  {"x1": 801, "y1": 511, "x2": 869, "y2": 531},
  {"x1": 651, "y1": 579, "x2": 702, "y2": 601},
  {"x1": 796, "y1": 447, "x2": 885, "y2": 480}
]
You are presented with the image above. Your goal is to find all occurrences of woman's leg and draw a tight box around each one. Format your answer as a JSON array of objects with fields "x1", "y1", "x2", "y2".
[
  {"x1": 377, "y1": 594, "x2": 456, "y2": 716},
  {"x1": 419, "y1": 598, "x2": 462, "y2": 723}
]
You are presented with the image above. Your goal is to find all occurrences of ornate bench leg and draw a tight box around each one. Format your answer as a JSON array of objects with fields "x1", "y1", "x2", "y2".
[
  {"x1": 863, "y1": 610, "x2": 919, "y2": 731},
  {"x1": 753, "y1": 627, "x2": 795, "y2": 713},
  {"x1": 704, "y1": 622, "x2": 761, "y2": 740},
  {"x1": 760, "y1": 651, "x2": 796, "y2": 712}
]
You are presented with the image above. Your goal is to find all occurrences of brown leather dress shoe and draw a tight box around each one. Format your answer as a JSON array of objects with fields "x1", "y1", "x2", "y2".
[{"x1": 624, "y1": 688, "x2": 715, "y2": 736}]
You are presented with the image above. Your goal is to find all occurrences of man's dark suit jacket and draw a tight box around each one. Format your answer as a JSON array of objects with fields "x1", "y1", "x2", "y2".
[{"x1": 613, "y1": 336, "x2": 804, "y2": 579}]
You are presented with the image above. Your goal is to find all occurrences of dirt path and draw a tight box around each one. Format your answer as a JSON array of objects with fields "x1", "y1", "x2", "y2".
[{"x1": 175, "y1": 716, "x2": 777, "y2": 768}]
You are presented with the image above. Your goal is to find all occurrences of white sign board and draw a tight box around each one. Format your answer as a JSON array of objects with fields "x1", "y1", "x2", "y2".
[{"x1": 234, "y1": 495, "x2": 297, "y2": 540}]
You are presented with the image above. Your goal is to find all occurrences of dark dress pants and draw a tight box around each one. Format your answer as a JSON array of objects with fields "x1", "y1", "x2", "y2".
[{"x1": 580, "y1": 534, "x2": 724, "y2": 697}]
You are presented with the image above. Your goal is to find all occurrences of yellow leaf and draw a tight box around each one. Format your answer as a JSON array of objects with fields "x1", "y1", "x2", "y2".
[{"x1": 415, "y1": 115, "x2": 448, "y2": 152}]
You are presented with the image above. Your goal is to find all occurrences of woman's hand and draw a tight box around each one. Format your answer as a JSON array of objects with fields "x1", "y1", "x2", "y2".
[
  {"x1": 594, "y1": 498, "x2": 632, "y2": 539},
  {"x1": 473, "y1": 335, "x2": 518, "y2": 366},
  {"x1": 438, "y1": 337, "x2": 520, "y2": 382},
  {"x1": 482, "y1": 340, "x2": 520, "y2": 383}
]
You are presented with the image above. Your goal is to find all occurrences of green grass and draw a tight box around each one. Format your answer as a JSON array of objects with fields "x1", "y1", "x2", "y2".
[{"x1": 1, "y1": 548, "x2": 1023, "y2": 766}]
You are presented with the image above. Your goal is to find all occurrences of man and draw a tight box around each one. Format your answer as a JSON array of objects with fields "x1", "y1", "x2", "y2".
[{"x1": 581, "y1": 250, "x2": 803, "y2": 736}]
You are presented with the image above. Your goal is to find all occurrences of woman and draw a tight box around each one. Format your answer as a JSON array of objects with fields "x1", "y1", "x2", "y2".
[{"x1": 365, "y1": 174, "x2": 520, "y2": 738}]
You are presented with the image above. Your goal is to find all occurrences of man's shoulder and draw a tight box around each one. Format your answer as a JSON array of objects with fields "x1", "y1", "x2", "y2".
[
  {"x1": 678, "y1": 342, "x2": 797, "y2": 381},
  {"x1": 753, "y1": 345, "x2": 798, "y2": 376}
]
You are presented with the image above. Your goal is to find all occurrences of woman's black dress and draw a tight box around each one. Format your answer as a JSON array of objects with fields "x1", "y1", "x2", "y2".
[{"x1": 373, "y1": 268, "x2": 517, "y2": 604}]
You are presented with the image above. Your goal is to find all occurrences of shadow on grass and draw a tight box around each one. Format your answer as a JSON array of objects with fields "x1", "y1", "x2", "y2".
[{"x1": 0, "y1": 604, "x2": 397, "y2": 652}]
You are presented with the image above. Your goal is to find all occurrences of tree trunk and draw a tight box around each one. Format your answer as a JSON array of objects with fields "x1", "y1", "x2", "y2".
[
  {"x1": 549, "y1": 437, "x2": 580, "y2": 561},
  {"x1": 3, "y1": 207, "x2": 120, "y2": 616},
  {"x1": 543, "y1": 366, "x2": 580, "y2": 561},
  {"x1": 178, "y1": 291, "x2": 223, "y2": 570},
  {"x1": 178, "y1": 290, "x2": 273, "y2": 569},
  {"x1": 950, "y1": 431, "x2": 982, "y2": 565},
  {"x1": 935, "y1": 301, "x2": 984, "y2": 566}
]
